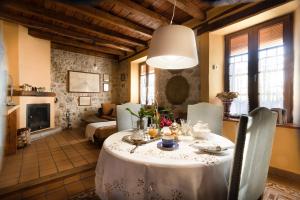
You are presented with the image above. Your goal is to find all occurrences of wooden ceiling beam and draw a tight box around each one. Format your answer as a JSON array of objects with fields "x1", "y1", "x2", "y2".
[
  {"x1": 0, "y1": 8, "x2": 134, "y2": 53},
  {"x1": 182, "y1": 3, "x2": 248, "y2": 29},
  {"x1": 165, "y1": 0, "x2": 206, "y2": 20},
  {"x1": 3, "y1": 3, "x2": 146, "y2": 47},
  {"x1": 102, "y1": 0, "x2": 169, "y2": 26},
  {"x1": 50, "y1": 0, "x2": 153, "y2": 39},
  {"x1": 51, "y1": 43, "x2": 118, "y2": 59},
  {"x1": 196, "y1": 0, "x2": 290, "y2": 35},
  {"x1": 28, "y1": 29, "x2": 125, "y2": 56}
]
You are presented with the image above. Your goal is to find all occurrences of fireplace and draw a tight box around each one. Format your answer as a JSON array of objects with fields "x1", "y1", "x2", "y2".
[{"x1": 27, "y1": 103, "x2": 50, "y2": 132}]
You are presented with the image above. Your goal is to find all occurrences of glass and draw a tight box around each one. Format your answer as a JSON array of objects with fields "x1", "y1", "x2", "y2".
[
  {"x1": 229, "y1": 34, "x2": 249, "y2": 116},
  {"x1": 131, "y1": 129, "x2": 145, "y2": 142},
  {"x1": 139, "y1": 63, "x2": 155, "y2": 105},
  {"x1": 148, "y1": 124, "x2": 159, "y2": 138},
  {"x1": 258, "y1": 23, "x2": 284, "y2": 109},
  {"x1": 180, "y1": 119, "x2": 191, "y2": 136}
]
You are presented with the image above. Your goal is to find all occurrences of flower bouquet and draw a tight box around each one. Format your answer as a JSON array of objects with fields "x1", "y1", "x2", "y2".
[{"x1": 216, "y1": 92, "x2": 239, "y2": 118}]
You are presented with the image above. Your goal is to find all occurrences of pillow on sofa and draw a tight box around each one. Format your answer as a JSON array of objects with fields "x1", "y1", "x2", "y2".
[
  {"x1": 102, "y1": 103, "x2": 116, "y2": 115},
  {"x1": 107, "y1": 108, "x2": 114, "y2": 116},
  {"x1": 97, "y1": 108, "x2": 103, "y2": 117}
]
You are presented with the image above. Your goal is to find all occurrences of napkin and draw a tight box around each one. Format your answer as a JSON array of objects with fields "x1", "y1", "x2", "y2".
[{"x1": 191, "y1": 141, "x2": 234, "y2": 152}]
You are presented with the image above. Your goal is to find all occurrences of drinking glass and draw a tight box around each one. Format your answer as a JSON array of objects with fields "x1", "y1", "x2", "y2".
[{"x1": 180, "y1": 119, "x2": 191, "y2": 136}]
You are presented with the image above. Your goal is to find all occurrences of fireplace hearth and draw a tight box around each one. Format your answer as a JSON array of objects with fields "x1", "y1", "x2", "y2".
[{"x1": 27, "y1": 104, "x2": 50, "y2": 132}]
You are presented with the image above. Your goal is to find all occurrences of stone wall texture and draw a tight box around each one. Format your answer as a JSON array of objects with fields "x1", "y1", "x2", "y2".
[
  {"x1": 51, "y1": 49, "x2": 119, "y2": 128},
  {"x1": 156, "y1": 66, "x2": 201, "y2": 113},
  {"x1": 116, "y1": 61, "x2": 130, "y2": 104}
]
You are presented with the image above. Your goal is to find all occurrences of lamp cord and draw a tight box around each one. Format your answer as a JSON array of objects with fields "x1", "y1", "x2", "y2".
[{"x1": 170, "y1": 0, "x2": 176, "y2": 24}]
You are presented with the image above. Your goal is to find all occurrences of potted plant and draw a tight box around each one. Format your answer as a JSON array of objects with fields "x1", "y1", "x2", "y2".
[
  {"x1": 216, "y1": 92, "x2": 239, "y2": 118},
  {"x1": 126, "y1": 107, "x2": 152, "y2": 130}
]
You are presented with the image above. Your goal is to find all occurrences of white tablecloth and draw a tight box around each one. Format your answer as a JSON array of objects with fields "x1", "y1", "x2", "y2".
[{"x1": 95, "y1": 131, "x2": 234, "y2": 200}]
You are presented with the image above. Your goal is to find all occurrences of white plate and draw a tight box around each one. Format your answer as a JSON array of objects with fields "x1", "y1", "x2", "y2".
[{"x1": 191, "y1": 140, "x2": 234, "y2": 154}]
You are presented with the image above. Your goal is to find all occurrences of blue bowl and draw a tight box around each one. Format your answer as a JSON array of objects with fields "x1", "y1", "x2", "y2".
[{"x1": 162, "y1": 138, "x2": 175, "y2": 148}]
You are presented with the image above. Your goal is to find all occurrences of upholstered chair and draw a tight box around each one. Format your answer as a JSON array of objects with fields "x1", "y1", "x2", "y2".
[
  {"x1": 116, "y1": 103, "x2": 141, "y2": 131},
  {"x1": 187, "y1": 102, "x2": 223, "y2": 135},
  {"x1": 228, "y1": 107, "x2": 277, "y2": 200}
]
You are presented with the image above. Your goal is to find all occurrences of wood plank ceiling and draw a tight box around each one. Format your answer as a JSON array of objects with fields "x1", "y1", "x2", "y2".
[{"x1": 0, "y1": 0, "x2": 291, "y2": 60}]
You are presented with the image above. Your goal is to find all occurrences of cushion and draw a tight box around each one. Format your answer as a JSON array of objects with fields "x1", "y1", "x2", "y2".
[
  {"x1": 101, "y1": 115, "x2": 116, "y2": 121},
  {"x1": 102, "y1": 103, "x2": 116, "y2": 115},
  {"x1": 107, "y1": 108, "x2": 114, "y2": 116},
  {"x1": 82, "y1": 115, "x2": 108, "y2": 124},
  {"x1": 94, "y1": 125, "x2": 117, "y2": 140},
  {"x1": 97, "y1": 108, "x2": 103, "y2": 117},
  {"x1": 111, "y1": 106, "x2": 117, "y2": 117}
]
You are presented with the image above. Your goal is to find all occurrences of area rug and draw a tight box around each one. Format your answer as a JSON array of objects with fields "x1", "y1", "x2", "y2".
[
  {"x1": 263, "y1": 182, "x2": 300, "y2": 200},
  {"x1": 69, "y1": 183, "x2": 300, "y2": 200}
]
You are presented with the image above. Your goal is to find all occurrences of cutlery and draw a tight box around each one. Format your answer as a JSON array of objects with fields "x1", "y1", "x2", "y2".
[{"x1": 130, "y1": 140, "x2": 142, "y2": 154}]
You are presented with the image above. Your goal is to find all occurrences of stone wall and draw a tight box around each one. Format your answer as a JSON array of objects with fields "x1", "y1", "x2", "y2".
[
  {"x1": 51, "y1": 49, "x2": 119, "y2": 128},
  {"x1": 116, "y1": 61, "x2": 130, "y2": 104},
  {"x1": 156, "y1": 66, "x2": 201, "y2": 113}
]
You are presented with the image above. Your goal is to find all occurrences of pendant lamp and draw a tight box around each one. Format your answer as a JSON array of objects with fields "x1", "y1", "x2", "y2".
[{"x1": 146, "y1": 1, "x2": 198, "y2": 69}]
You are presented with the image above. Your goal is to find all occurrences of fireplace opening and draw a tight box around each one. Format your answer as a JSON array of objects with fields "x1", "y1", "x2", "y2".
[{"x1": 27, "y1": 103, "x2": 50, "y2": 132}]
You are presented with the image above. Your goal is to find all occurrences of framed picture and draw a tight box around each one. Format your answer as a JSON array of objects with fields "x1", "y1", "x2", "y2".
[
  {"x1": 103, "y1": 83, "x2": 109, "y2": 92},
  {"x1": 68, "y1": 71, "x2": 100, "y2": 93},
  {"x1": 78, "y1": 96, "x2": 91, "y2": 106},
  {"x1": 103, "y1": 74, "x2": 109, "y2": 82},
  {"x1": 120, "y1": 73, "x2": 126, "y2": 81}
]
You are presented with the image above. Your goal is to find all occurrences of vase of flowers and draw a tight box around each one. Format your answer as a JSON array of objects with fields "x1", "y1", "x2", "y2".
[
  {"x1": 216, "y1": 92, "x2": 239, "y2": 119},
  {"x1": 126, "y1": 107, "x2": 152, "y2": 130}
]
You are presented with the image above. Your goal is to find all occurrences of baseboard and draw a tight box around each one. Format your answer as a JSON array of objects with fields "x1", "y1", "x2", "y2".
[{"x1": 268, "y1": 167, "x2": 300, "y2": 182}]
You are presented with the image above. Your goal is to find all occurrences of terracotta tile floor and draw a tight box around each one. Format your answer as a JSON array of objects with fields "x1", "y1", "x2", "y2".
[
  {"x1": 1, "y1": 170, "x2": 96, "y2": 200},
  {"x1": 0, "y1": 129, "x2": 100, "y2": 189}
]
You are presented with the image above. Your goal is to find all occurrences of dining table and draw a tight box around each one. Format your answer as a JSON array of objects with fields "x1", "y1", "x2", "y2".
[{"x1": 95, "y1": 130, "x2": 234, "y2": 200}]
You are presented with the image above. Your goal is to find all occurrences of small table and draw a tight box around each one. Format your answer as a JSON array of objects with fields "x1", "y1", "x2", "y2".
[{"x1": 95, "y1": 131, "x2": 234, "y2": 200}]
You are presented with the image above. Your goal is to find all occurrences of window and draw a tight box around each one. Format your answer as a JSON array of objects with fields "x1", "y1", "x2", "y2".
[
  {"x1": 139, "y1": 62, "x2": 155, "y2": 105},
  {"x1": 225, "y1": 14, "x2": 294, "y2": 122},
  {"x1": 228, "y1": 34, "x2": 249, "y2": 115}
]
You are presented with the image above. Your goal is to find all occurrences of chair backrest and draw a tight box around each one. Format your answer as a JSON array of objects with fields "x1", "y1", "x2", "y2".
[
  {"x1": 187, "y1": 102, "x2": 223, "y2": 134},
  {"x1": 228, "y1": 107, "x2": 277, "y2": 200},
  {"x1": 116, "y1": 103, "x2": 141, "y2": 131}
]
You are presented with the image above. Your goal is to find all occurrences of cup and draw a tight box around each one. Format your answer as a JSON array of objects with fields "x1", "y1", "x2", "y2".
[{"x1": 161, "y1": 135, "x2": 175, "y2": 148}]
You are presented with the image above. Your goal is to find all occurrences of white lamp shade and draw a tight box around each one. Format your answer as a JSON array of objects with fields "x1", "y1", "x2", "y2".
[{"x1": 146, "y1": 25, "x2": 198, "y2": 69}]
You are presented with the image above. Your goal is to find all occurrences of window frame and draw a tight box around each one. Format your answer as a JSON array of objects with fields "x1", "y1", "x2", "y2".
[
  {"x1": 224, "y1": 14, "x2": 294, "y2": 122},
  {"x1": 138, "y1": 62, "x2": 155, "y2": 105}
]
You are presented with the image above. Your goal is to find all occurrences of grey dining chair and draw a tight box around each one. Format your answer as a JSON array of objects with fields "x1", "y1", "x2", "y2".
[
  {"x1": 187, "y1": 102, "x2": 223, "y2": 135},
  {"x1": 116, "y1": 103, "x2": 141, "y2": 131},
  {"x1": 228, "y1": 107, "x2": 277, "y2": 200}
]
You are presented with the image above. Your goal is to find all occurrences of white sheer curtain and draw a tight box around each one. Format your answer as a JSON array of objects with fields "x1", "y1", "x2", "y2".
[
  {"x1": 0, "y1": 21, "x2": 8, "y2": 168},
  {"x1": 229, "y1": 34, "x2": 249, "y2": 116},
  {"x1": 258, "y1": 23, "x2": 284, "y2": 109}
]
